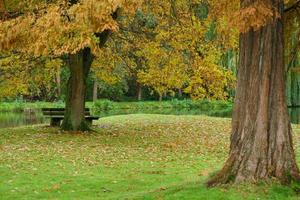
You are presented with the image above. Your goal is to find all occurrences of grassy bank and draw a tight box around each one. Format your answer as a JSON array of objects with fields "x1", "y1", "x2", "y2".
[
  {"x1": 0, "y1": 101, "x2": 94, "y2": 112},
  {"x1": 1, "y1": 114, "x2": 300, "y2": 199},
  {"x1": 93, "y1": 100, "x2": 233, "y2": 117}
]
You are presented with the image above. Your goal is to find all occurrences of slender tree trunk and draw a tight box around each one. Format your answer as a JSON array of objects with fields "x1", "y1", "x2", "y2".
[
  {"x1": 137, "y1": 83, "x2": 142, "y2": 101},
  {"x1": 0, "y1": 0, "x2": 5, "y2": 12},
  {"x1": 207, "y1": 0, "x2": 300, "y2": 186},
  {"x1": 93, "y1": 80, "x2": 98, "y2": 102},
  {"x1": 56, "y1": 68, "x2": 61, "y2": 99},
  {"x1": 0, "y1": 0, "x2": 7, "y2": 20},
  {"x1": 163, "y1": 91, "x2": 167, "y2": 98},
  {"x1": 178, "y1": 88, "x2": 183, "y2": 98},
  {"x1": 159, "y1": 94, "x2": 163, "y2": 102},
  {"x1": 61, "y1": 48, "x2": 93, "y2": 131}
]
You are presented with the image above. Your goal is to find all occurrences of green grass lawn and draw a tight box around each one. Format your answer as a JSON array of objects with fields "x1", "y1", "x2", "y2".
[{"x1": 1, "y1": 114, "x2": 300, "y2": 200}]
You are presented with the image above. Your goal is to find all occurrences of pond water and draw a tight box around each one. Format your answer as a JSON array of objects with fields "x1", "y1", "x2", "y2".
[
  {"x1": 0, "y1": 111, "x2": 49, "y2": 128},
  {"x1": 0, "y1": 107, "x2": 299, "y2": 128}
]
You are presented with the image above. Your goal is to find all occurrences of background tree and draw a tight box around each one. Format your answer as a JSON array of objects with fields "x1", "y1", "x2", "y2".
[
  {"x1": 0, "y1": 0, "x2": 139, "y2": 131},
  {"x1": 0, "y1": 55, "x2": 62, "y2": 101},
  {"x1": 105, "y1": 0, "x2": 236, "y2": 101},
  {"x1": 285, "y1": 2, "x2": 300, "y2": 108},
  {"x1": 91, "y1": 46, "x2": 128, "y2": 101}
]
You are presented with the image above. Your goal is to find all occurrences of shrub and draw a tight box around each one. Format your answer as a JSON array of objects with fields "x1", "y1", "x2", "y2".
[{"x1": 93, "y1": 99, "x2": 115, "y2": 112}]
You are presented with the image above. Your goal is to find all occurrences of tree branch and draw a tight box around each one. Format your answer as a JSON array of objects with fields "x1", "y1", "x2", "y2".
[
  {"x1": 95, "y1": 9, "x2": 120, "y2": 47},
  {"x1": 285, "y1": 0, "x2": 300, "y2": 13}
]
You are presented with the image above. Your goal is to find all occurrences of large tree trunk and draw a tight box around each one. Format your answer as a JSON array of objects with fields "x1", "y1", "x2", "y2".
[
  {"x1": 61, "y1": 48, "x2": 93, "y2": 131},
  {"x1": 207, "y1": 0, "x2": 300, "y2": 186}
]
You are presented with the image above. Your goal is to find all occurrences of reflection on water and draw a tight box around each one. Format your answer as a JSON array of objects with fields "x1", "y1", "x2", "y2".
[
  {"x1": 0, "y1": 107, "x2": 299, "y2": 128},
  {"x1": 0, "y1": 111, "x2": 49, "y2": 128}
]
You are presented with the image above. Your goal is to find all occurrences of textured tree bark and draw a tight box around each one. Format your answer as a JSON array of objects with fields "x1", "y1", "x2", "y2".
[
  {"x1": 207, "y1": 0, "x2": 300, "y2": 186},
  {"x1": 93, "y1": 80, "x2": 98, "y2": 102},
  {"x1": 61, "y1": 48, "x2": 93, "y2": 131}
]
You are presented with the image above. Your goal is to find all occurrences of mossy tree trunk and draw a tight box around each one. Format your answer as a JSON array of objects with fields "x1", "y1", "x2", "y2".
[
  {"x1": 60, "y1": 23, "x2": 113, "y2": 131},
  {"x1": 207, "y1": 0, "x2": 300, "y2": 186},
  {"x1": 61, "y1": 48, "x2": 93, "y2": 131}
]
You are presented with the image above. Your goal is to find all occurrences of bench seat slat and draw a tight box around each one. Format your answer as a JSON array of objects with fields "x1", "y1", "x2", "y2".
[
  {"x1": 43, "y1": 111, "x2": 90, "y2": 116},
  {"x1": 42, "y1": 108, "x2": 90, "y2": 112},
  {"x1": 85, "y1": 116, "x2": 99, "y2": 119},
  {"x1": 42, "y1": 107, "x2": 99, "y2": 127},
  {"x1": 46, "y1": 116, "x2": 98, "y2": 118}
]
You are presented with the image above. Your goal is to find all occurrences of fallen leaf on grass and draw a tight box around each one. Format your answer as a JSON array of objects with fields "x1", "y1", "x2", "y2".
[
  {"x1": 159, "y1": 186, "x2": 167, "y2": 191},
  {"x1": 44, "y1": 184, "x2": 61, "y2": 192},
  {"x1": 199, "y1": 169, "x2": 210, "y2": 176},
  {"x1": 101, "y1": 187, "x2": 112, "y2": 193}
]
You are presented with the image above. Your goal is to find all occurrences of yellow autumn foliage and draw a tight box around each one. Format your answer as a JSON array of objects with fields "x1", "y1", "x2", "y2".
[
  {"x1": 0, "y1": 0, "x2": 298, "y2": 100},
  {"x1": 0, "y1": 0, "x2": 141, "y2": 56},
  {"x1": 109, "y1": 0, "x2": 238, "y2": 99},
  {"x1": 0, "y1": 55, "x2": 62, "y2": 99}
]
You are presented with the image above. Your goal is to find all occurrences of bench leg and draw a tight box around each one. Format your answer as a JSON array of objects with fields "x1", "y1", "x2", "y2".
[
  {"x1": 86, "y1": 119, "x2": 93, "y2": 126},
  {"x1": 50, "y1": 119, "x2": 61, "y2": 127}
]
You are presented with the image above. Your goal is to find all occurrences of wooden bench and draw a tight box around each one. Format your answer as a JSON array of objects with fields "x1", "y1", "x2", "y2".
[{"x1": 41, "y1": 108, "x2": 99, "y2": 127}]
